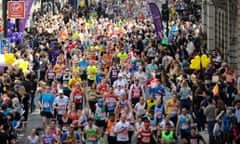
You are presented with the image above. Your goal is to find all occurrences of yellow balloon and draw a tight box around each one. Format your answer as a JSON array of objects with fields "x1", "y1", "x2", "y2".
[
  {"x1": 4, "y1": 53, "x2": 16, "y2": 65},
  {"x1": 190, "y1": 55, "x2": 201, "y2": 70},
  {"x1": 80, "y1": 1, "x2": 86, "y2": 7},
  {"x1": 23, "y1": 69, "x2": 29, "y2": 75},
  {"x1": 201, "y1": 54, "x2": 211, "y2": 68},
  {"x1": 18, "y1": 61, "x2": 29, "y2": 72}
]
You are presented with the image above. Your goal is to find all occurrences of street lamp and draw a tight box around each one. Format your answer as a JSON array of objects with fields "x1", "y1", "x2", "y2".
[
  {"x1": 3, "y1": 0, "x2": 8, "y2": 37},
  {"x1": 161, "y1": 1, "x2": 169, "y2": 37}
]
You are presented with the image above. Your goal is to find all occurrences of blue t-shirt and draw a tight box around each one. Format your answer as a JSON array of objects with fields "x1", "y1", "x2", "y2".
[
  {"x1": 78, "y1": 61, "x2": 89, "y2": 73},
  {"x1": 39, "y1": 93, "x2": 55, "y2": 112},
  {"x1": 150, "y1": 86, "x2": 166, "y2": 96},
  {"x1": 96, "y1": 73, "x2": 103, "y2": 84}
]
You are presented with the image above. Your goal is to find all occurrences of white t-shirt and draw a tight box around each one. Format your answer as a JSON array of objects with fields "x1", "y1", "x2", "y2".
[
  {"x1": 114, "y1": 121, "x2": 130, "y2": 142},
  {"x1": 113, "y1": 79, "x2": 128, "y2": 89},
  {"x1": 135, "y1": 103, "x2": 146, "y2": 116},
  {"x1": 134, "y1": 72, "x2": 147, "y2": 85},
  {"x1": 53, "y1": 96, "x2": 69, "y2": 115},
  {"x1": 159, "y1": 120, "x2": 175, "y2": 128},
  {"x1": 114, "y1": 88, "x2": 126, "y2": 98},
  {"x1": 135, "y1": 122, "x2": 144, "y2": 130}
]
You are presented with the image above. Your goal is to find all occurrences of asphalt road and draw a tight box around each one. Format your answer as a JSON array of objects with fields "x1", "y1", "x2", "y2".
[{"x1": 18, "y1": 112, "x2": 42, "y2": 143}]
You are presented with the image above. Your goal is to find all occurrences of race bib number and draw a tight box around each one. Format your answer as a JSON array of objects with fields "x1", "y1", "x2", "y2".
[
  {"x1": 59, "y1": 104, "x2": 66, "y2": 110},
  {"x1": 43, "y1": 102, "x2": 50, "y2": 108},
  {"x1": 134, "y1": 91, "x2": 140, "y2": 97},
  {"x1": 62, "y1": 126, "x2": 69, "y2": 131},
  {"x1": 110, "y1": 125, "x2": 115, "y2": 136},
  {"x1": 112, "y1": 70, "x2": 117, "y2": 76},
  {"x1": 89, "y1": 135, "x2": 97, "y2": 141},
  {"x1": 120, "y1": 131, "x2": 128, "y2": 139},
  {"x1": 142, "y1": 137, "x2": 150, "y2": 143},
  {"x1": 138, "y1": 108, "x2": 145, "y2": 115},
  {"x1": 171, "y1": 106, "x2": 178, "y2": 114},
  {"x1": 75, "y1": 95, "x2": 82, "y2": 103},
  {"x1": 63, "y1": 81, "x2": 68, "y2": 87},
  {"x1": 98, "y1": 111, "x2": 105, "y2": 117},
  {"x1": 89, "y1": 94, "x2": 96, "y2": 99},
  {"x1": 150, "y1": 125, "x2": 157, "y2": 131},
  {"x1": 182, "y1": 122, "x2": 189, "y2": 129},
  {"x1": 108, "y1": 102, "x2": 115, "y2": 107},
  {"x1": 190, "y1": 138, "x2": 198, "y2": 144},
  {"x1": 48, "y1": 72, "x2": 54, "y2": 79}
]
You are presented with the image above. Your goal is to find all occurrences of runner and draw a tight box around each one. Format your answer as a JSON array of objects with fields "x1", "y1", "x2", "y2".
[
  {"x1": 70, "y1": 82, "x2": 84, "y2": 110},
  {"x1": 82, "y1": 117, "x2": 100, "y2": 144},
  {"x1": 114, "y1": 114, "x2": 130, "y2": 144},
  {"x1": 158, "y1": 123, "x2": 178, "y2": 144},
  {"x1": 61, "y1": 124, "x2": 81, "y2": 144},
  {"x1": 129, "y1": 79, "x2": 145, "y2": 105},
  {"x1": 106, "y1": 113, "x2": 117, "y2": 143},
  {"x1": 41, "y1": 126, "x2": 60, "y2": 144},
  {"x1": 137, "y1": 120, "x2": 156, "y2": 144},
  {"x1": 38, "y1": 86, "x2": 55, "y2": 128},
  {"x1": 53, "y1": 89, "x2": 69, "y2": 121}
]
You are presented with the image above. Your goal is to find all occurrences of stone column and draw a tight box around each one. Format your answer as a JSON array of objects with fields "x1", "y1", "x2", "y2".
[
  {"x1": 202, "y1": 0, "x2": 207, "y2": 33},
  {"x1": 207, "y1": 0, "x2": 215, "y2": 51},
  {"x1": 236, "y1": 0, "x2": 240, "y2": 76}
]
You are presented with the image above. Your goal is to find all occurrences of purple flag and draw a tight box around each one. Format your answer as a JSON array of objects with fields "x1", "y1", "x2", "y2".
[
  {"x1": 149, "y1": 3, "x2": 163, "y2": 41},
  {"x1": 18, "y1": 0, "x2": 34, "y2": 32}
]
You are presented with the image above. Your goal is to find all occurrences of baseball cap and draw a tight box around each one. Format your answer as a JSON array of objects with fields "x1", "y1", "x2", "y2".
[
  {"x1": 58, "y1": 89, "x2": 63, "y2": 93},
  {"x1": 144, "y1": 120, "x2": 150, "y2": 126},
  {"x1": 118, "y1": 73, "x2": 123, "y2": 77},
  {"x1": 98, "y1": 98, "x2": 104, "y2": 105}
]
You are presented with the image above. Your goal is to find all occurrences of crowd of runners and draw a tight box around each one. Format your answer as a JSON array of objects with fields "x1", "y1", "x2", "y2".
[{"x1": 0, "y1": 0, "x2": 240, "y2": 144}]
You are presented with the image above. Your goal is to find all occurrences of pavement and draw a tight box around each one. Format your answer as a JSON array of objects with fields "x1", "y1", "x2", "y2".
[{"x1": 18, "y1": 110, "x2": 42, "y2": 143}]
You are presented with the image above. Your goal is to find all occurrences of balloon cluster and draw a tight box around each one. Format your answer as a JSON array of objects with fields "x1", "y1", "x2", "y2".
[
  {"x1": 190, "y1": 54, "x2": 211, "y2": 70},
  {"x1": 7, "y1": 21, "x2": 23, "y2": 43},
  {"x1": 0, "y1": 53, "x2": 29, "y2": 75}
]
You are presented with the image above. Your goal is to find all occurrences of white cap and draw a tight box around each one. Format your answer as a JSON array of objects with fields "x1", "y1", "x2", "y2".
[
  {"x1": 118, "y1": 73, "x2": 123, "y2": 77},
  {"x1": 58, "y1": 89, "x2": 63, "y2": 93}
]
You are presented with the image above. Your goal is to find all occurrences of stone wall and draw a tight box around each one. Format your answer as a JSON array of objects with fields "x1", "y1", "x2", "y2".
[{"x1": 204, "y1": 0, "x2": 240, "y2": 76}]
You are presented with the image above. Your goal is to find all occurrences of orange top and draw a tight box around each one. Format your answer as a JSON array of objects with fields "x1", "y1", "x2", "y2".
[
  {"x1": 103, "y1": 54, "x2": 112, "y2": 68},
  {"x1": 107, "y1": 119, "x2": 117, "y2": 136}
]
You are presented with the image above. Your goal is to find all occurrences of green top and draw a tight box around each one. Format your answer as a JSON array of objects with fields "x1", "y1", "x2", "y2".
[
  {"x1": 86, "y1": 127, "x2": 98, "y2": 142},
  {"x1": 161, "y1": 131, "x2": 174, "y2": 142},
  {"x1": 88, "y1": 89, "x2": 98, "y2": 102},
  {"x1": 134, "y1": 59, "x2": 145, "y2": 66},
  {"x1": 95, "y1": 105, "x2": 106, "y2": 121}
]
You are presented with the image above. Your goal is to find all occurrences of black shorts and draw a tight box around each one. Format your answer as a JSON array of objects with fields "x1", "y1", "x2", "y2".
[
  {"x1": 40, "y1": 111, "x2": 53, "y2": 119},
  {"x1": 95, "y1": 120, "x2": 106, "y2": 129},
  {"x1": 80, "y1": 73, "x2": 87, "y2": 80},
  {"x1": 131, "y1": 98, "x2": 139, "y2": 106},
  {"x1": 180, "y1": 129, "x2": 190, "y2": 141},
  {"x1": 75, "y1": 103, "x2": 83, "y2": 110},
  {"x1": 88, "y1": 79, "x2": 95, "y2": 86},
  {"x1": 66, "y1": 53, "x2": 71, "y2": 59}
]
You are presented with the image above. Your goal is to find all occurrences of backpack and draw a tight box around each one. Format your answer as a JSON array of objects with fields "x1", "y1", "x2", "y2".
[{"x1": 221, "y1": 115, "x2": 232, "y2": 133}]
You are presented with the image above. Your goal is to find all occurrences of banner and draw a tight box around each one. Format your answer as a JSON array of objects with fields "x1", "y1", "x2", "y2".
[
  {"x1": 18, "y1": 0, "x2": 34, "y2": 32},
  {"x1": 0, "y1": 1, "x2": 3, "y2": 35},
  {"x1": 0, "y1": 38, "x2": 10, "y2": 54},
  {"x1": 8, "y1": 1, "x2": 25, "y2": 19},
  {"x1": 148, "y1": 2, "x2": 163, "y2": 41}
]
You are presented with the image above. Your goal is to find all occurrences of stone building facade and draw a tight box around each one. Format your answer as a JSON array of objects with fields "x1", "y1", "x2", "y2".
[{"x1": 202, "y1": 0, "x2": 240, "y2": 76}]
